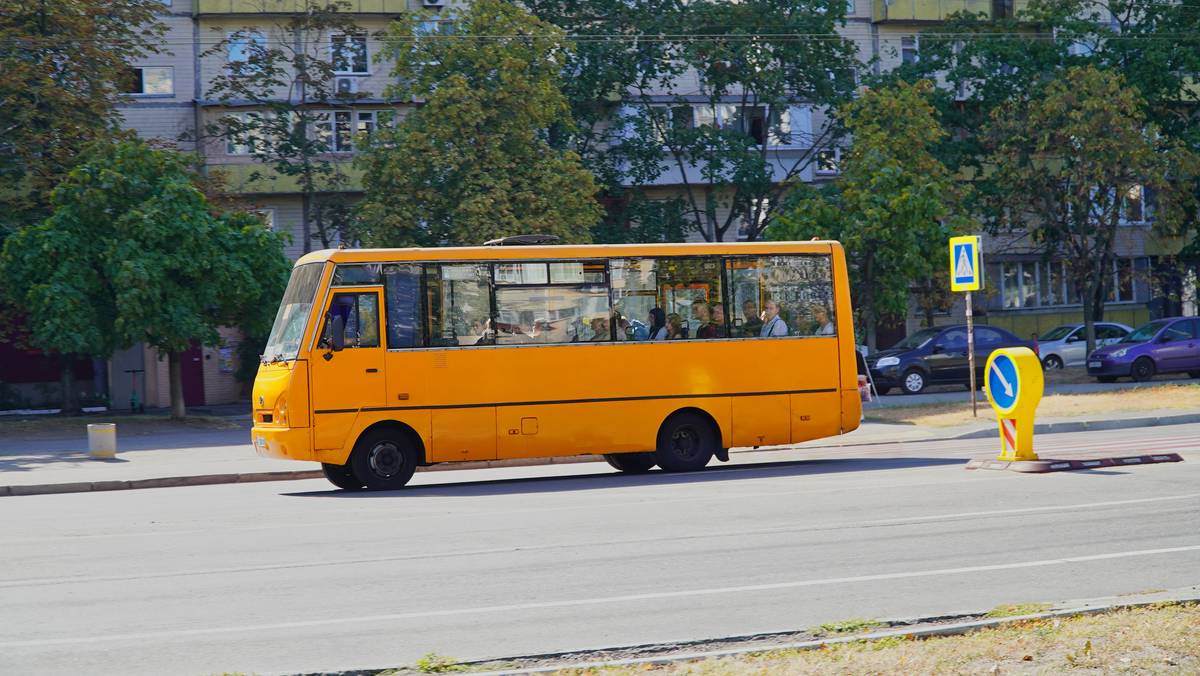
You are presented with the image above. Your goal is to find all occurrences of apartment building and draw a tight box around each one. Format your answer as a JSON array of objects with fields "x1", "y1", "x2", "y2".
[{"x1": 96, "y1": 0, "x2": 1189, "y2": 409}]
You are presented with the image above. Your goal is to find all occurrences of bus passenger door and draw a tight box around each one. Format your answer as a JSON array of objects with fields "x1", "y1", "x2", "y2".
[{"x1": 310, "y1": 288, "x2": 386, "y2": 450}]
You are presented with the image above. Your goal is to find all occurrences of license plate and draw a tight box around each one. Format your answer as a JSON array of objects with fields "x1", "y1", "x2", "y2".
[
  {"x1": 255, "y1": 435, "x2": 267, "y2": 451},
  {"x1": 1088, "y1": 361, "x2": 1102, "y2": 369}
]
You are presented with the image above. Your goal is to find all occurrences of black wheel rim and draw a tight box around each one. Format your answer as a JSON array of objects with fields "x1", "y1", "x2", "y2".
[
  {"x1": 368, "y1": 442, "x2": 404, "y2": 478},
  {"x1": 671, "y1": 426, "x2": 700, "y2": 460},
  {"x1": 1135, "y1": 362, "x2": 1151, "y2": 378}
]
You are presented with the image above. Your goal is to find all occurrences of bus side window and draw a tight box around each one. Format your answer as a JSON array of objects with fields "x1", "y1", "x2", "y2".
[
  {"x1": 425, "y1": 263, "x2": 493, "y2": 347},
  {"x1": 727, "y1": 255, "x2": 835, "y2": 338},
  {"x1": 384, "y1": 264, "x2": 422, "y2": 348},
  {"x1": 322, "y1": 292, "x2": 380, "y2": 348}
]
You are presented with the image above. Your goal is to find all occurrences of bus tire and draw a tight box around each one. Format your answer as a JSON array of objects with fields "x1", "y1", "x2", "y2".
[
  {"x1": 655, "y1": 411, "x2": 716, "y2": 472},
  {"x1": 604, "y1": 452, "x2": 656, "y2": 474},
  {"x1": 350, "y1": 428, "x2": 418, "y2": 490},
  {"x1": 321, "y1": 462, "x2": 363, "y2": 490}
]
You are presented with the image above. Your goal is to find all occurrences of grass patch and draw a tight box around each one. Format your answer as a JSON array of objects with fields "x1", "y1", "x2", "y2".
[
  {"x1": 814, "y1": 618, "x2": 883, "y2": 635},
  {"x1": 984, "y1": 602, "x2": 1053, "y2": 618},
  {"x1": 414, "y1": 652, "x2": 468, "y2": 673},
  {"x1": 0, "y1": 413, "x2": 244, "y2": 436},
  {"x1": 865, "y1": 383, "x2": 1200, "y2": 427},
  {"x1": 545, "y1": 602, "x2": 1200, "y2": 675}
]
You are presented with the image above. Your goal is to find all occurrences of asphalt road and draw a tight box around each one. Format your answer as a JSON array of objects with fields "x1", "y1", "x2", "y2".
[{"x1": 3, "y1": 425, "x2": 1199, "y2": 675}]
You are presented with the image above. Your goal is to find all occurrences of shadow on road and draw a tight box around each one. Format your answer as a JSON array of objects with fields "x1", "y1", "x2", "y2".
[{"x1": 282, "y1": 456, "x2": 969, "y2": 499}]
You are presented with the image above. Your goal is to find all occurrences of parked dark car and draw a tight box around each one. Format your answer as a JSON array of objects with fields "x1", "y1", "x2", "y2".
[
  {"x1": 867, "y1": 325, "x2": 1037, "y2": 395},
  {"x1": 1086, "y1": 317, "x2": 1200, "y2": 382}
]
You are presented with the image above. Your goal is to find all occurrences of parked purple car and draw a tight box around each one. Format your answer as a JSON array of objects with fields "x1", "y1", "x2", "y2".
[{"x1": 1086, "y1": 317, "x2": 1200, "y2": 382}]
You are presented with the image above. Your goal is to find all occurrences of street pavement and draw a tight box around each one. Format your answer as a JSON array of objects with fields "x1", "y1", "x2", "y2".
[{"x1": 2, "y1": 424, "x2": 1197, "y2": 675}]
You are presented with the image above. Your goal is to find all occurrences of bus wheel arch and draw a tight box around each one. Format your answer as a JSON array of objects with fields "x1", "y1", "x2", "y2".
[
  {"x1": 348, "y1": 420, "x2": 426, "y2": 490},
  {"x1": 655, "y1": 408, "x2": 722, "y2": 472}
]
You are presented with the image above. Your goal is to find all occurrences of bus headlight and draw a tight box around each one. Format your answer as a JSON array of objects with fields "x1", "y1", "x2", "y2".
[{"x1": 875, "y1": 356, "x2": 900, "y2": 368}]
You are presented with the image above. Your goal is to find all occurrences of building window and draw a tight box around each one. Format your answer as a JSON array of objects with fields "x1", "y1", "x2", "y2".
[
  {"x1": 901, "y1": 36, "x2": 919, "y2": 66},
  {"x1": 331, "y1": 34, "x2": 368, "y2": 74},
  {"x1": 769, "y1": 106, "x2": 813, "y2": 147},
  {"x1": 312, "y1": 110, "x2": 357, "y2": 153},
  {"x1": 223, "y1": 111, "x2": 270, "y2": 155},
  {"x1": 815, "y1": 148, "x2": 841, "y2": 175},
  {"x1": 227, "y1": 31, "x2": 266, "y2": 66},
  {"x1": 122, "y1": 66, "x2": 173, "y2": 96}
]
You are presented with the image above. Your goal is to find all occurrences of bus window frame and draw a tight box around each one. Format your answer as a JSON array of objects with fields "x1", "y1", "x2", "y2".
[{"x1": 356, "y1": 253, "x2": 836, "y2": 353}]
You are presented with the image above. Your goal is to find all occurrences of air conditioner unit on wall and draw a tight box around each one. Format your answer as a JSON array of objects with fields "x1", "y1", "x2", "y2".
[
  {"x1": 335, "y1": 77, "x2": 359, "y2": 96},
  {"x1": 422, "y1": 0, "x2": 444, "y2": 7}
]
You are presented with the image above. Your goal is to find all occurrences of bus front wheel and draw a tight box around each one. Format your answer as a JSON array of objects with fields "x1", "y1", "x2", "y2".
[
  {"x1": 604, "y1": 452, "x2": 656, "y2": 474},
  {"x1": 321, "y1": 462, "x2": 364, "y2": 490},
  {"x1": 655, "y1": 412, "x2": 716, "y2": 472},
  {"x1": 350, "y1": 428, "x2": 418, "y2": 490}
]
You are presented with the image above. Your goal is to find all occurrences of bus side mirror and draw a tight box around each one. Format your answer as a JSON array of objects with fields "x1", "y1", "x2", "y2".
[{"x1": 330, "y1": 315, "x2": 346, "y2": 352}]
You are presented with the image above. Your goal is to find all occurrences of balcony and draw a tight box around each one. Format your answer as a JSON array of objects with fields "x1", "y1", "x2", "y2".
[
  {"x1": 872, "y1": 0, "x2": 993, "y2": 22},
  {"x1": 196, "y1": 0, "x2": 412, "y2": 15}
]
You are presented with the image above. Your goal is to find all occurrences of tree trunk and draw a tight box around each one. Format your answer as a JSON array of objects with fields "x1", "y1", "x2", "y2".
[
  {"x1": 168, "y1": 351, "x2": 186, "y2": 419},
  {"x1": 1081, "y1": 277, "x2": 1097, "y2": 358},
  {"x1": 301, "y1": 190, "x2": 312, "y2": 254},
  {"x1": 59, "y1": 357, "x2": 81, "y2": 416}
]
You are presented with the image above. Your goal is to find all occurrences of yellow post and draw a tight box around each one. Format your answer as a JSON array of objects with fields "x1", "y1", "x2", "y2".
[{"x1": 983, "y1": 347, "x2": 1043, "y2": 462}]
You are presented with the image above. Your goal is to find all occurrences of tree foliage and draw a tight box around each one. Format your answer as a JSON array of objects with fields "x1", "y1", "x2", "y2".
[
  {"x1": 530, "y1": 0, "x2": 861, "y2": 242},
  {"x1": 774, "y1": 81, "x2": 966, "y2": 349},
  {"x1": 356, "y1": 0, "x2": 601, "y2": 247},
  {"x1": 0, "y1": 140, "x2": 290, "y2": 416},
  {"x1": 202, "y1": 0, "x2": 368, "y2": 251},
  {"x1": 0, "y1": 0, "x2": 166, "y2": 236},
  {"x1": 984, "y1": 66, "x2": 1199, "y2": 354}
]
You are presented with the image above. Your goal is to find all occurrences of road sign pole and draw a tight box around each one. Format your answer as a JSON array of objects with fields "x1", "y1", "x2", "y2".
[{"x1": 966, "y1": 291, "x2": 976, "y2": 417}]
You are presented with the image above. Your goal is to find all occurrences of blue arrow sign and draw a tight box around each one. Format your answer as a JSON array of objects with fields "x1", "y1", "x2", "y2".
[{"x1": 988, "y1": 354, "x2": 1019, "y2": 410}]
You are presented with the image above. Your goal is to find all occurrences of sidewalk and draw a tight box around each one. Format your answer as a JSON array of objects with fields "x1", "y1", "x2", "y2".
[{"x1": 2, "y1": 409, "x2": 1196, "y2": 496}]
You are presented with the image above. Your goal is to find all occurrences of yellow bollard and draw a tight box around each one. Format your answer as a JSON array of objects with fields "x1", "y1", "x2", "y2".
[
  {"x1": 87, "y1": 423, "x2": 117, "y2": 459},
  {"x1": 983, "y1": 348, "x2": 1043, "y2": 462}
]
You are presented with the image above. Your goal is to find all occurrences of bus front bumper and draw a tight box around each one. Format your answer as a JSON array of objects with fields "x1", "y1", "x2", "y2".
[{"x1": 251, "y1": 426, "x2": 314, "y2": 461}]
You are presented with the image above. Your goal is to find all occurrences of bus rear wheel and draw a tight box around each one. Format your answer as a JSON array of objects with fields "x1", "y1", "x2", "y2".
[
  {"x1": 604, "y1": 452, "x2": 656, "y2": 474},
  {"x1": 321, "y1": 462, "x2": 363, "y2": 490},
  {"x1": 655, "y1": 412, "x2": 716, "y2": 472},
  {"x1": 350, "y1": 428, "x2": 418, "y2": 490}
]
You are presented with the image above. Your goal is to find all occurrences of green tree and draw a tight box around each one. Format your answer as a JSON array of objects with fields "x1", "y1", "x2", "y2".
[
  {"x1": 774, "y1": 81, "x2": 966, "y2": 349},
  {"x1": 201, "y1": 0, "x2": 369, "y2": 251},
  {"x1": 357, "y1": 0, "x2": 601, "y2": 247},
  {"x1": 0, "y1": 0, "x2": 165, "y2": 236},
  {"x1": 984, "y1": 66, "x2": 1199, "y2": 355},
  {"x1": 0, "y1": 140, "x2": 290, "y2": 417},
  {"x1": 530, "y1": 0, "x2": 860, "y2": 242}
]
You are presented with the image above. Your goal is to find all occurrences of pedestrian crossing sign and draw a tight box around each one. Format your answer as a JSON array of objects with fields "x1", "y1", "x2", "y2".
[{"x1": 949, "y1": 235, "x2": 981, "y2": 292}]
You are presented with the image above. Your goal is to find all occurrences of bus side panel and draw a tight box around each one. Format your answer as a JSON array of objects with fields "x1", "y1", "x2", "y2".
[
  {"x1": 790, "y1": 392, "x2": 842, "y2": 443},
  {"x1": 317, "y1": 409, "x2": 432, "y2": 466},
  {"x1": 496, "y1": 397, "x2": 731, "y2": 460},
  {"x1": 731, "y1": 395, "x2": 790, "y2": 448}
]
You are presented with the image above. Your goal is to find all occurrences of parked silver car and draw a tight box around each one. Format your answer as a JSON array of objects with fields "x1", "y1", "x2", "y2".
[{"x1": 1037, "y1": 322, "x2": 1133, "y2": 369}]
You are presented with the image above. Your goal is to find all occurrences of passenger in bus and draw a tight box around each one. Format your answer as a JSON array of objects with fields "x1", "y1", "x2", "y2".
[
  {"x1": 692, "y1": 301, "x2": 719, "y2": 339},
  {"x1": 760, "y1": 300, "x2": 789, "y2": 337},
  {"x1": 709, "y1": 302, "x2": 728, "y2": 338},
  {"x1": 647, "y1": 308, "x2": 668, "y2": 341},
  {"x1": 666, "y1": 313, "x2": 686, "y2": 340},
  {"x1": 589, "y1": 316, "x2": 610, "y2": 341},
  {"x1": 813, "y1": 305, "x2": 835, "y2": 336},
  {"x1": 740, "y1": 300, "x2": 763, "y2": 337}
]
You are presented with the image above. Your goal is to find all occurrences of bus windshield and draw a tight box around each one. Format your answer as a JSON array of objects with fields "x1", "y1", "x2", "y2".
[{"x1": 262, "y1": 263, "x2": 324, "y2": 363}]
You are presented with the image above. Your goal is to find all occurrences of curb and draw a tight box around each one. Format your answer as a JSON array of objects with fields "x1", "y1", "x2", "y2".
[
  {"x1": 949, "y1": 412, "x2": 1200, "y2": 441},
  {"x1": 465, "y1": 588, "x2": 1200, "y2": 675},
  {"x1": 0, "y1": 454, "x2": 603, "y2": 497},
  {"x1": 4, "y1": 412, "x2": 1197, "y2": 497}
]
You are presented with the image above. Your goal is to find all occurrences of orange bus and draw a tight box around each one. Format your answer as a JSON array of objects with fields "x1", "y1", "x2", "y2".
[{"x1": 251, "y1": 239, "x2": 861, "y2": 489}]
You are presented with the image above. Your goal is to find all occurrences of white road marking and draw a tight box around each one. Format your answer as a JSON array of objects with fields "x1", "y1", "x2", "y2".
[
  {"x1": 989, "y1": 361, "x2": 1015, "y2": 397},
  {"x1": 3, "y1": 492, "x2": 1195, "y2": 590},
  {"x1": 3, "y1": 544, "x2": 1199, "y2": 648}
]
